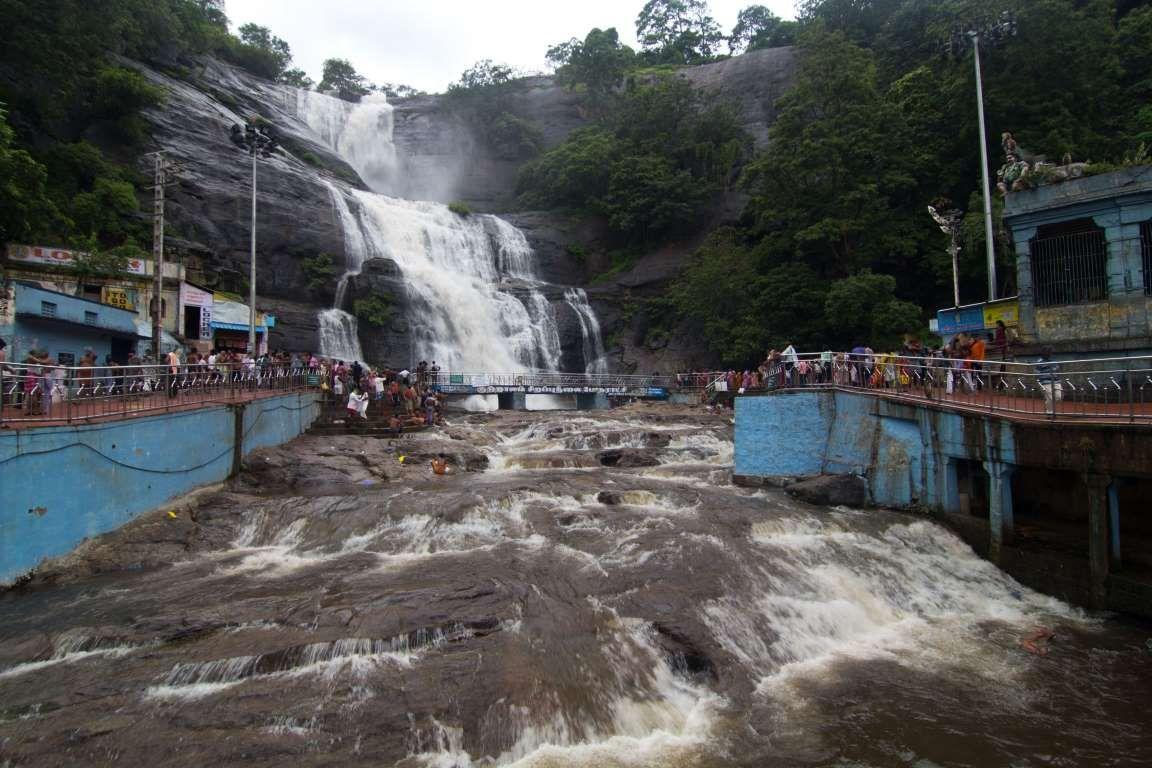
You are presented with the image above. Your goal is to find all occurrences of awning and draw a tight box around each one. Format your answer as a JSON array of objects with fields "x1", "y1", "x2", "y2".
[{"x1": 133, "y1": 319, "x2": 182, "y2": 351}]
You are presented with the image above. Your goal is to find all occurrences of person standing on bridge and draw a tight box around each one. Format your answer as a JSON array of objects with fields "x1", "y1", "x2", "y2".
[
  {"x1": 1035, "y1": 347, "x2": 1062, "y2": 415},
  {"x1": 166, "y1": 347, "x2": 181, "y2": 398}
]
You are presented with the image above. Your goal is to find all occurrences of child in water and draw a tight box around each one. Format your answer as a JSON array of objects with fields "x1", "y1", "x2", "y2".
[{"x1": 430, "y1": 454, "x2": 449, "y2": 476}]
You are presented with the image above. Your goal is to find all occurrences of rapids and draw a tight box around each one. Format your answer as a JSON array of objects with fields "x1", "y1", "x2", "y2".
[{"x1": 2, "y1": 406, "x2": 1150, "y2": 767}]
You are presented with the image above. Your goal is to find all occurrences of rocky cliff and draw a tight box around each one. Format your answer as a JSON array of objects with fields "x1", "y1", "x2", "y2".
[{"x1": 132, "y1": 47, "x2": 797, "y2": 368}]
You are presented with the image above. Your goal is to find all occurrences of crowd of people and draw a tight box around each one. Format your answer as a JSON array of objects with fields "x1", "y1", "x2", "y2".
[
  {"x1": 323, "y1": 358, "x2": 446, "y2": 433},
  {"x1": 704, "y1": 322, "x2": 1056, "y2": 403}
]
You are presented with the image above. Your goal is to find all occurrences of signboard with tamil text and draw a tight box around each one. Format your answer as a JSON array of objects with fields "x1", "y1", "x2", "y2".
[{"x1": 7, "y1": 244, "x2": 147, "y2": 276}]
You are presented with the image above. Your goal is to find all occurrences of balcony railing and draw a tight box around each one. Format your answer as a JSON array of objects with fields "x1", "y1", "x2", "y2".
[
  {"x1": 0, "y1": 362, "x2": 316, "y2": 426},
  {"x1": 745, "y1": 353, "x2": 1152, "y2": 425}
]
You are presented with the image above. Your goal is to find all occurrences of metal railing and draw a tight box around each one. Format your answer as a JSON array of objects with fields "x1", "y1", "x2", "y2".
[
  {"x1": 422, "y1": 370, "x2": 726, "y2": 392},
  {"x1": 0, "y1": 362, "x2": 316, "y2": 426},
  {"x1": 746, "y1": 353, "x2": 1152, "y2": 425}
]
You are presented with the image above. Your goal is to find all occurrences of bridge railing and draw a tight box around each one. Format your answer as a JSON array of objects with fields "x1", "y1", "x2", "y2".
[
  {"x1": 426, "y1": 371, "x2": 726, "y2": 392},
  {"x1": 746, "y1": 352, "x2": 1152, "y2": 424},
  {"x1": 0, "y1": 361, "x2": 315, "y2": 426}
]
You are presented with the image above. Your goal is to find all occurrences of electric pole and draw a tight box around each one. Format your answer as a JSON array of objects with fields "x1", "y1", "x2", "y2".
[
  {"x1": 145, "y1": 151, "x2": 181, "y2": 359},
  {"x1": 229, "y1": 121, "x2": 277, "y2": 356}
]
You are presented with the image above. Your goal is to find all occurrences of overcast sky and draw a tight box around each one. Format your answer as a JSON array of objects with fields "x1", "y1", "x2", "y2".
[{"x1": 223, "y1": 0, "x2": 798, "y2": 94}]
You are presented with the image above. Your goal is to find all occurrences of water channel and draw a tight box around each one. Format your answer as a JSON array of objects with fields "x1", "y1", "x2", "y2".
[{"x1": 2, "y1": 406, "x2": 1150, "y2": 766}]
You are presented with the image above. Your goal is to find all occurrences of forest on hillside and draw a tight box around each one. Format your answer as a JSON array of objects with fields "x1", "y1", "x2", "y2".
[
  {"x1": 1, "y1": 0, "x2": 1150, "y2": 364},
  {"x1": 527, "y1": 0, "x2": 1152, "y2": 360}
]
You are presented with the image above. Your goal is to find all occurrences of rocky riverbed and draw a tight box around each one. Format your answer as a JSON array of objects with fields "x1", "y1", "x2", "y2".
[{"x1": 2, "y1": 404, "x2": 1151, "y2": 767}]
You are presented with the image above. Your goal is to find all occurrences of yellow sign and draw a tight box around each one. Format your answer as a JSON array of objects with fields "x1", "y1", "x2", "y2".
[
  {"x1": 101, "y1": 286, "x2": 134, "y2": 310},
  {"x1": 982, "y1": 299, "x2": 1019, "y2": 328}
]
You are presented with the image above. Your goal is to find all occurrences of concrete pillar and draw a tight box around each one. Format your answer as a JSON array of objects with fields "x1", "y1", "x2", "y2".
[
  {"x1": 1108, "y1": 479, "x2": 1122, "y2": 570},
  {"x1": 944, "y1": 458, "x2": 962, "y2": 515},
  {"x1": 497, "y1": 392, "x2": 526, "y2": 410},
  {"x1": 1085, "y1": 473, "x2": 1112, "y2": 610},
  {"x1": 983, "y1": 460, "x2": 1015, "y2": 563},
  {"x1": 1012, "y1": 226, "x2": 1038, "y2": 342},
  {"x1": 230, "y1": 403, "x2": 247, "y2": 478}
]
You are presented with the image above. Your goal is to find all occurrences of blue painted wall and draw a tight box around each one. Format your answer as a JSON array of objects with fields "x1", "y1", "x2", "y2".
[
  {"x1": 734, "y1": 392, "x2": 1017, "y2": 510},
  {"x1": 0, "y1": 392, "x2": 320, "y2": 581},
  {"x1": 734, "y1": 391, "x2": 830, "y2": 478}
]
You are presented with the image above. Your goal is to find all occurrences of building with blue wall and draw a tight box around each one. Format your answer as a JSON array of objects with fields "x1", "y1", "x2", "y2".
[
  {"x1": 1003, "y1": 166, "x2": 1152, "y2": 355},
  {"x1": 734, "y1": 391, "x2": 1152, "y2": 616},
  {"x1": 1, "y1": 282, "x2": 141, "y2": 364},
  {"x1": 0, "y1": 391, "x2": 321, "y2": 582}
]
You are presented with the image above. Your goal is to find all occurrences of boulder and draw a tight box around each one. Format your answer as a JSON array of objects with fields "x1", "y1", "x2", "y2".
[
  {"x1": 597, "y1": 449, "x2": 661, "y2": 468},
  {"x1": 785, "y1": 475, "x2": 869, "y2": 508}
]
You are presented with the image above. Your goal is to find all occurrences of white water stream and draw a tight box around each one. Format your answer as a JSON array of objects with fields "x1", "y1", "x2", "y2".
[{"x1": 293, "y1": 88, "x2": 602, "y2": 371}]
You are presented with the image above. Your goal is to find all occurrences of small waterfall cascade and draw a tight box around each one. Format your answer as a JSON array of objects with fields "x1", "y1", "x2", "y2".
[
  {"x1": 290, "y1": 87, "x2": 603, "y2": 372},
  {"x1": 565, "y1": 288, "x2": 608, "y2": 374},
  {"x1": 316, "y1": 181, "x2": 366, "y2": 364}
]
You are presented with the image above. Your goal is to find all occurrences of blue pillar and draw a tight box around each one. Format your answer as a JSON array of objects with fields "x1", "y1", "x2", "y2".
[
  {"x1": 983, "y1": 460, "x2": 1015, "y2": 562},
  {"x1": 1108, "y1": 480, "x2": 1121, "y2": 568},
  {"x1": 1012, "y1": 226, "x2": 1038, "y2": 342}
]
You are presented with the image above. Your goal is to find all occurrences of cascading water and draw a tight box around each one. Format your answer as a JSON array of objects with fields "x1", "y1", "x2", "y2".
[
  {"x1": 5, "y1": 408, "x2": 1150, "y2": 767},
  {"x1": 316, "y1": 181, "x2": 367, "y2": 364},
  {"x1": 289, "y1": 86, "x2": 603, "y2": 372},
  {"x1": 295, "y1": 90, "x2": 398, "y2": 193},
  {"x1": 565, "y1": 288, "x2": 608, "y2": 374}
]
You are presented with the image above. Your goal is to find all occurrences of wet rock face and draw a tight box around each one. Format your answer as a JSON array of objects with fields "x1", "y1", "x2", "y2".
[{"x1": 786, "y1": 474, "x2": 869, "y2": 508}]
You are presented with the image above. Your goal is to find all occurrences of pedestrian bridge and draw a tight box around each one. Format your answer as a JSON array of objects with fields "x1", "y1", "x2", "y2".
[{"x1": 430, "y1": 371, "x2": 719, "y2": 398}]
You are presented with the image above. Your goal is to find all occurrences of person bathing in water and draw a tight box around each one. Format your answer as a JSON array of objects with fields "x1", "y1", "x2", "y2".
[{"x1": 430, "y1": 454, "x2": 450, "y2": 476}]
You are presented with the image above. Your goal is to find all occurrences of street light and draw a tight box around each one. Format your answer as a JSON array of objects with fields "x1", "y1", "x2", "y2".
[
  {"x1": 928, "y1": 205, "x2": 964, "y2": 308},
  {"x1": 229, "y1": 121, "x2": 278, "y2": 356},
  {"x1": 950, "y1": 13, "x2": 1017, "y2": 302}
]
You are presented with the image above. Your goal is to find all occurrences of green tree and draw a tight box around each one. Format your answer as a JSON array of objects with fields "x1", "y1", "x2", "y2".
[
  {"x1": 729, "y1": 5, "x2": 796, "y2": 53},
  {"x1": 69, "y1": 240, "x2": 139, "y2": 284},
  {"x1": 635, "y1": 0, "x2": 724, "y2": 64},
  {"x1": 353, "y1": 294, "x2": 392, "y2": 326},
  {"x1": 318, "y1": 58, "x2": 371, "y2": 101},
  {"x1": 548, "y1": 28, "x2": 636, "y2": 103},
  {"x1": 450, "y1": 60, "x2": 515, "y2": 92},
  {"x1": 0, "y1": 106, "x2": 61, "y2": 244},
  {"x1": 517, "y1": 127, "x2": 624, "y2": 209},
  {"x1": 301, "y1": 251, "x2": 335, "y2": 293},
  {"x1": 279, "y1": 68, "x2": 314, "y2": 89},
  {"x1": 672, "y1": 229, "x2": 828, "y2": 365},
  {"x1": 70, "y1": 177, "x2": 140, "y2": 245},
  {"x1": 823, "y1": 272, "x2": 920, "y2": 349},
  {"x1": 601, "y1": 154, "x2": 700, "y2": 243},
  {"x1": 743, "y1": 28, "x2": 915, "y2": 277}
]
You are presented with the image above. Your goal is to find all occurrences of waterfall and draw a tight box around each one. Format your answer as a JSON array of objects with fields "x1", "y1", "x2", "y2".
[
  {"x1": 317, "y1": 309, "x2": 364, "y2": 365},
  {"x1": 565, "y1": 288, "x2": 608, "y2": 374},
  {"x1": 292, "y1": 87, "x2": 604, "y2": 372},
  {"x1": 316, "y1": 181, "x2": 366, "y2": 364},
  {"x1": 295, "y1": 91, "x2": 398, "y2": 194}
]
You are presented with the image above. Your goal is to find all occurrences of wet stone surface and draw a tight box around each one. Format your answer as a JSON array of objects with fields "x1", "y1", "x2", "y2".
[{"x1": 2, "y1": 403, "x2": 1151, "y2": 767}]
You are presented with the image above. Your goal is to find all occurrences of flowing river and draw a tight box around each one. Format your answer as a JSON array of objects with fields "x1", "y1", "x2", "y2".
[{"x1": 2, "y1": 406, "x2": 1150, "y2": 766}]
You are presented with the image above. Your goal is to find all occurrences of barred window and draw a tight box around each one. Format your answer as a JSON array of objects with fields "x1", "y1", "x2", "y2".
[{"x1": 1029, "y1": 219, "x2": 1109, "y2": 308}]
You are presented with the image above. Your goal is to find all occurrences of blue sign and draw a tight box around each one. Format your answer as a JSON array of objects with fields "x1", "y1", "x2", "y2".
[
  {"x1": 646, "y1": 387, "x2": 669, "y2": 399},
  {"x1": 936, "y1": 305, "x2": 986, "y2": 335}
]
